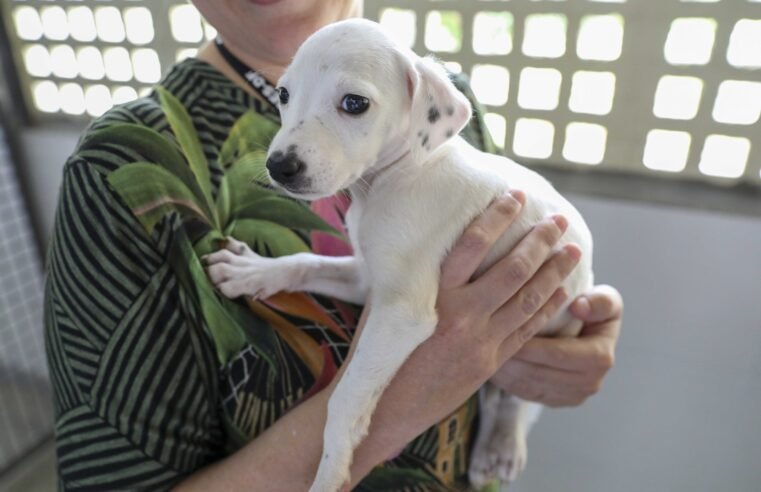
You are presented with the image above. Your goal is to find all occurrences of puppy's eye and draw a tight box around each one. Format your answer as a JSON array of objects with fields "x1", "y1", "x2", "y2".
[
  {"x1": 277, "y1": 87, "x2": 289, "y2": 105},
  {"x1": 340, "y1": 94, "x2": 370, "y2": 115}
]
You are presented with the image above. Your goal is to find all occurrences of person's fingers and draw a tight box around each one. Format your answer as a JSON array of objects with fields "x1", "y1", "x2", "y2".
[
  {"x1": 498, "y1": 358, "x2": 591, "y2": 388},
  {"x1": 509, "y1": 368, "x2": 600, "y2": 407},
  {"x1": 495, "y1": 285, "x2": 569, "y2": 364},
  {"x1": 513, "y1": 332, "x2": 615, "y2": 373},
  {"x1": 512, "y1": 286, "x2": 622, "y2": 371},
  {"x1": 570, "y1": 284, "x2": 623, "y2": 324},
  {"x1": 498, "y1": 363, "x2": 595, "y2": 408},
  {"x1": 490, "y1": 243, "x2": 580, "y2": 336},
  {"x1": 439, "y1": 190, "x2": 525, "y2": 289},
  {"x1": 471, "y1": 216, "x2": 569, "y2": 314}
]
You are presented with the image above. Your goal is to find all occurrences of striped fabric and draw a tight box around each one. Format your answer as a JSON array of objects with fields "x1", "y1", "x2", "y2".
[{"x1": 44, "y1": 58, "x2": 495, "y2": 491}]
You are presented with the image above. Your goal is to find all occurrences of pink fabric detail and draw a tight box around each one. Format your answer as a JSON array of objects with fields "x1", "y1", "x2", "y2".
[{"x1": 310, "y1": 194, "x2": 353, "y2": 256}]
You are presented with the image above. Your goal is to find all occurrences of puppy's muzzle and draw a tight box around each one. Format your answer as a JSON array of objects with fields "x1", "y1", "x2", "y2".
[{"x1": 266, "y1": 147, "x2": 306, "y2": 187}]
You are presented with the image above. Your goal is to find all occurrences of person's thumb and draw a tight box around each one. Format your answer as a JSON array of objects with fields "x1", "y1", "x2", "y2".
[{"x1": 570, "y1": 284, "x2": 623, "y2": 323}]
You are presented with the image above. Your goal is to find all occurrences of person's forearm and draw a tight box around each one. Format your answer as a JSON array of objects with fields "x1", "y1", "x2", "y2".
[
  {"x1": 172, "y1": 383, "x2": 380, "y2": 491},
  {"x1": 171, "y1": 385, "x2": 329, "y2": 491},
  {"x1": 173, "y1": 366, "x2": 423, "y2": 491}
]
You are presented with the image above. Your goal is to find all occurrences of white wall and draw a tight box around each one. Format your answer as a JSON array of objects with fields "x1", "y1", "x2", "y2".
[{"x1": 18, "y1": 130, "x2": 761, "y2": 491}]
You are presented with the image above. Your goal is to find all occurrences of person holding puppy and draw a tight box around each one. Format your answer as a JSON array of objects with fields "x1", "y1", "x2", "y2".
[{"x1": 44, "y1": 0, "x2": 622, "y2": 490}]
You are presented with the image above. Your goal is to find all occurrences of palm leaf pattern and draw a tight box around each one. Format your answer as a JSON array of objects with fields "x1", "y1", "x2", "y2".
[{"x1": 94, "y1": 86, "x2": 343, "y2": 378}]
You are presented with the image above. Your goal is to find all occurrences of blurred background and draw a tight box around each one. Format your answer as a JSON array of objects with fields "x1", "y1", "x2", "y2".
[{"x1": 0, "y1": 0, "x2": 759, "y2": 491}]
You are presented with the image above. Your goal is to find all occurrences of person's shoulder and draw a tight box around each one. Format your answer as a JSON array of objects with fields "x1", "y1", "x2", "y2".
[
  {"x1": 60, "y1": 102, "x2": 154, "y2": 185},
  {"x1": 67, "y1": 58, "x2": 248, "y2": 177},
  {"x1": 90, "y1": 58, "x2": 221, "y2": 125},
  {"x1": 88, "y1": 58, "x2": 225, "y2": 125},
  {"x1": 76, "y1": 60, "x2": 188, "y2": 140},
  {"x1": 92, "y1": 93, "x2": 162, "y2": 130},
  {"x1": 65, "y1": 60, "x2": 191, "y2": 165}
]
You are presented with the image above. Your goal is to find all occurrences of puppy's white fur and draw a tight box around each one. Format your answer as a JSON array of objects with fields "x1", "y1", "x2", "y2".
[{"x1": 206, "y1": 19, "x2": 593, "y2": 491}]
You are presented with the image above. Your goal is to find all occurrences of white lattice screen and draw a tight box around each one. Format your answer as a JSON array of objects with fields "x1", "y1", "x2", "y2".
[
  {"x1": 3, "y1": 0, "x2": 217, "y2": 116},
  {"x1": 365, "y1": 0, "x2": 761, "y2": 186},
  {"x1": 0, "y1": 122, "x2": 51, "y2": 473},
  {"x1": 3, "y1": 0, "x2": 761, "y2": 187}
]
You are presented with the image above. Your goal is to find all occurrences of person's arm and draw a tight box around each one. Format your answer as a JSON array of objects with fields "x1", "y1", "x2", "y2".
[
  {"x1": 490, "y1": 285, "x2": 623, "y2": 407},
  {"x1": 175, "y1": 191, "x2": 581, "y2": 490}
]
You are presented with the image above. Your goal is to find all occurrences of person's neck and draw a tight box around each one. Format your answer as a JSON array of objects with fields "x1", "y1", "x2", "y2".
[{"x1": 196, "y1": 40, "x2": 287, "y2": 100}]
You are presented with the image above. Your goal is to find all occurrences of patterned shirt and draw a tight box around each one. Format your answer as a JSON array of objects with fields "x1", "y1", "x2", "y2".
[{"x1": 44, "y1": 57, "x2": 497, "y2": 491}]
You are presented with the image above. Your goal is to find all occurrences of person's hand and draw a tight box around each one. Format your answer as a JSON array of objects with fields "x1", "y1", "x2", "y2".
[
  {"x1": 352, "y1": 191, "x2": 583, "y2": 469},
  {"x1": 490, "y1": 285, "x2": 623, "y2": 407}
]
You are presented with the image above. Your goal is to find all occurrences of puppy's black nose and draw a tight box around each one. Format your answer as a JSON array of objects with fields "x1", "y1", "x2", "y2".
[{"x1": 266, "y1": 150, "x2": 305, "y2": 185}]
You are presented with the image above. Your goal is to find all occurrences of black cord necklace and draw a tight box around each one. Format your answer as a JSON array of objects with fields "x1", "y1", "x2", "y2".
[{"x1": 214, "y1": 37, "x2": 280, "y2": 111}]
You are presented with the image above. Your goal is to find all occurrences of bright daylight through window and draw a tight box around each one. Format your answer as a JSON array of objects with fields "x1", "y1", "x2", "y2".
[{"x1": 4, "y1": 0, "x2": 761, "y2": 185}]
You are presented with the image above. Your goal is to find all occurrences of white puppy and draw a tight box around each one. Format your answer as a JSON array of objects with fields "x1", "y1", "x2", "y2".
[{"x1": 206, "y1": 19, "x2": 593, "y2": 491}]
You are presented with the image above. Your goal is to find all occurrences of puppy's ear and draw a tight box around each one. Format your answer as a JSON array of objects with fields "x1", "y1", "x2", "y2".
[{"x1": 404, "y1": 55, "x2": 472, "y2": 157}]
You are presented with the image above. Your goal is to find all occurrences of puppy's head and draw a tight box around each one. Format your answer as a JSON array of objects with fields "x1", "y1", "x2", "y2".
[{"x1": 266, "y1": 19, "x2": 472, "y2": 199}]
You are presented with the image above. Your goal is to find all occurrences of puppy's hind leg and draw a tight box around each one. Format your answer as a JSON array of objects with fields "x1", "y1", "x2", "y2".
[
  {"x1": 468, "y1": 384, "x2": 503, "y2": 488},
  {"x1": 309, "y1": 301, "x2": 438, "y2": 492},
  {"x1": 470, "y1": 388, "x2": 542, "y2": 486}
]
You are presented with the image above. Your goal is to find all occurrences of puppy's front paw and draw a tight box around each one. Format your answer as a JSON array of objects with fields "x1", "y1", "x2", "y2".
[
  {"x1": 469, "y1": 431, "x2": 528, "y2": 487},
  {"x1": 203, "y1": 237, "x2": 299, "y2": 299}
]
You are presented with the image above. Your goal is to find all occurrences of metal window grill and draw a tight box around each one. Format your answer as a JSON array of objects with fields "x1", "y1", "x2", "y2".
[
  {"x1": 0, "y1": 123, "x2": 51, "y2": 474},
  {"x1": 364, "y1": 0, "x2": 761, "y2": 186},
  {"x1": 2, "y1": 0, "x2": 760, "y2": 184},
  {"x1": 2, "y1": 0, "x2": 218, "y2": 118}
]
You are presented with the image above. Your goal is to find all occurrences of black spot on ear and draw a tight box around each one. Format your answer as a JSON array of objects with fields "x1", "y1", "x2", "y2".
[
  {"x1": 428, "y1": 106, "x2": 441, "y2": 123},
  {"x1": 421, "y1": 134, "x2": 429, "y2": 147},
  {"x1": 445, "y1": 129, "x2": 454, "y2": 138},
  {"x1": 446, "y1": 105, "x2": 455, "y2": 116}
]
